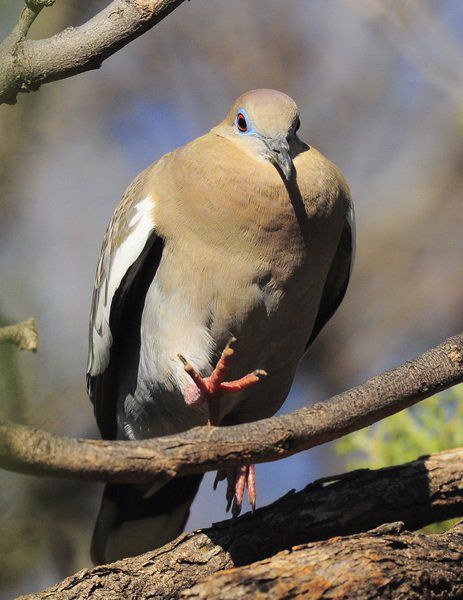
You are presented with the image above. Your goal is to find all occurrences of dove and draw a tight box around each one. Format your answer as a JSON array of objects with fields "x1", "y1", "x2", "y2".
[{"x1": 87, "y1": 89, "x2": 355, "y2": 563}]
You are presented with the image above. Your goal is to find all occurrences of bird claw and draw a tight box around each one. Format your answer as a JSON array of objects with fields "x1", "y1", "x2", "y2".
[
  {"x1": 179, "y1": 336, "x2": 267, "y2": 426},
  {"x1": 179, "y1": 338, "x2": 261, "y2": 514},
  {"x1": 213, "y1": 469, "x2": 227, "y2": 491},
  {"x1": 224, "y1": 463, "x2": 256, "y2": 517}
]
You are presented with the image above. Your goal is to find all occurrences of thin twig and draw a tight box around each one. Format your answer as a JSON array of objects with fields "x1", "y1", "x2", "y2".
[{"x1": 12, "y1": 1, "x2": 55, "y2": 39}]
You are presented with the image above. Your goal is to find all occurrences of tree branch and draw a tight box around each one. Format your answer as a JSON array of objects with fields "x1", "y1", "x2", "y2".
[
  {"x1": 0, "y1": 0, "x2": 186, "y2": 105},
  {"x1": 12, "y1": 1, "x2": 53, "y2": 40},
  {"x1": 1, "y1": 332, "x2": 463, "y2": 483},
  {"x1": 20, "y1": 448, "x2": 463, "y2": 599},
  {"x1": 0, "y1": 318, "x2": 38, "y2": 352},
  {"x1": 181, "y1": 522, "x2": 463, "y2": 599}
]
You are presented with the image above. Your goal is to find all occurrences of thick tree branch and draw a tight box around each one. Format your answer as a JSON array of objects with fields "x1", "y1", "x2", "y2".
[
  {"x1": 0, "y1": 0, "x2": 186, "y2": 105},
  {"x1": 0, "y1": 318, "x2": 38, "y2": 352},
  {"x1": 1, "y1": 332, "x2": 463, "y2": 483},
  {"x1": 21, "y1": 449, "x2": 463, "y2": 599},
  {"x1": 181, "y1": 522, "x2": 463, "y2": 599}
]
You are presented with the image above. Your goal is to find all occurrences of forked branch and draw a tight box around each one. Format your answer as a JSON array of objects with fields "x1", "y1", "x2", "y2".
[{"x1": 0, "y1": 0, "x2": 186, "y2": 105}]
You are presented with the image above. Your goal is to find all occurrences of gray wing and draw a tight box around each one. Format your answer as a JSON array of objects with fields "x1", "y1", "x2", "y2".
[
  {"x1": 306, "y1": 204, "x2": 355, "y2": 349},
  {"x1": 87, "y1": 171, "x2": 163, "y2": 439}
]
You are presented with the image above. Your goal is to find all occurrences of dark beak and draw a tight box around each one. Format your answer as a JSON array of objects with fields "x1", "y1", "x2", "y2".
[{"x1": 266, "y1": 137, "x2": 293, "y2": 181}]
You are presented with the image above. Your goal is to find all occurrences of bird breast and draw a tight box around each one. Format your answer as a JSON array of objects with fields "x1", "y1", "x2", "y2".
[{"x1": 133, "y1": 137, "x2": 348, "y2": 433}]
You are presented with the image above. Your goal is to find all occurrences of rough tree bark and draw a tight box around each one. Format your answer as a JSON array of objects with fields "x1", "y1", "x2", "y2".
[
  {"x1": 1, "y1": 332, "x2": 462, "y2": 484},
  {"x1": 20, "y1": 448, "x2": 463, "y2": 599},
  {"x1": 181, "y1": 522, "x2": 463, "y2": 599},
  {"x1": 0, "y1": 0, "x2": 186, "y2": 105}
]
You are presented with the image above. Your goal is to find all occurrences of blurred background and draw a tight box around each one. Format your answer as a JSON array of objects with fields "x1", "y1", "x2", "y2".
[{"x1": 0, "y1": 0, "x2": 462, "y2": 596}]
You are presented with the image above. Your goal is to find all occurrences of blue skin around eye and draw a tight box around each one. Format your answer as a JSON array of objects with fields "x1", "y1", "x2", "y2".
[{"x1": 234, "y1": 108, "x2": 257, "y2": 136}]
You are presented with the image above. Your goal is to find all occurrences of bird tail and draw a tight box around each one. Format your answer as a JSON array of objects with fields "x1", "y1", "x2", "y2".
[{"x1": 90, "y1": 474, "x2": 203, "y2": 564}]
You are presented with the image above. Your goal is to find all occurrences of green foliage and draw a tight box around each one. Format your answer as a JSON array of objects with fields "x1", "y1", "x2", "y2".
[
  {"x1": 336, "y1": 384, "x2": 463, "y2": 532},
  {"x1": 337, "y1": 384, "x2": 463, "y2": 469}
]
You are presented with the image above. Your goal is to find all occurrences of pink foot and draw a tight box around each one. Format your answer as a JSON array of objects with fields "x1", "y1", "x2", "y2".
[
  {"x1": 213, "y1": 463, "x2": 256, "y2": 516},
  {"x1": 218, "y1": 463, "x2": 256, "y2": 517},
  {"x1": 178, "y1": 337, "x2": 264, "y2": 514},
  {"x1": 178, "y1": 337, "x2": 266, "y2": 426}
]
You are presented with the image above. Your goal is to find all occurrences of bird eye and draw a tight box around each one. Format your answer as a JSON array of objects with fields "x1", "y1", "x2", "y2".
[{"x1": 237, "y1": 113, "x2": 248, "y2": 132}]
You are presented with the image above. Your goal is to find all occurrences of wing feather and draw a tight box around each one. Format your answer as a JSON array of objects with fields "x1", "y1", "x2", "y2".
[
  {"x1": 306, "y1": 203, "x2": 355, "y2": 349},
  {"x1": 86, "y1": 170, "x2": 163, "y2": 438}
]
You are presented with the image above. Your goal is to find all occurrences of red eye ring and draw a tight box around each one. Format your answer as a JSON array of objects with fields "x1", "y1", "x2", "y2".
[{"x1": 237, "y1": 113, "x2": 248, "y2": 132}]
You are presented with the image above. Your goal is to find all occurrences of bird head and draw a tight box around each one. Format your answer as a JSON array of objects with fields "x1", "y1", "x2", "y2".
[{"x1": 214, "y1": 89, "x2": 305, "y2": 181}]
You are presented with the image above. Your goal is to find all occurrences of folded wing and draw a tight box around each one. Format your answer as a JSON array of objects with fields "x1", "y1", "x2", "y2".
[
  {"x1": 306, "y1": 204, "x2": 355, "y2": 349},
  {"x1": 87, "y1": 169, "x2": 163, "y2": 439}
]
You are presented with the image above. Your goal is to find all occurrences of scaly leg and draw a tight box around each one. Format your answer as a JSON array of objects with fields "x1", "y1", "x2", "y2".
[{"x1": 178, "y1": 337, "x2": 265, "y2": 514}]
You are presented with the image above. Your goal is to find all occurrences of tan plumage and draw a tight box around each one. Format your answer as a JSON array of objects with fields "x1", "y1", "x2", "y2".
[{"x1": 87, "y1": 89, "x2": 354, "y2": 563}]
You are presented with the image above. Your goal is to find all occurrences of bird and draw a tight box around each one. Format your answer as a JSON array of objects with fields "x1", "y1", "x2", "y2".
[{"x1": 87, "y1": 88, "x2": 355, "y2": 564}]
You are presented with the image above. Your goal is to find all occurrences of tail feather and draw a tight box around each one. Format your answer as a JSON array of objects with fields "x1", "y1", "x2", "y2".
[{"x1": 91, "y1": 474, "x2": 203, "y2": 564}]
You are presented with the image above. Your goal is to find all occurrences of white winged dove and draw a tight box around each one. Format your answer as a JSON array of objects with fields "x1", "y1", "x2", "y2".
[{"x1": 87, "y1": 89, "x2": 355, "y2": 564}]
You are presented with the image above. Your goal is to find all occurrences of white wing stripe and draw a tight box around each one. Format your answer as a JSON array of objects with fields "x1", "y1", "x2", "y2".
[
  {"x1": 347, "y1": 202, "x2": 356, "y2": 277},
  {"x1": 88, "y1": 196, "x2": 155, "y2": 376}
]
